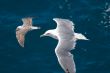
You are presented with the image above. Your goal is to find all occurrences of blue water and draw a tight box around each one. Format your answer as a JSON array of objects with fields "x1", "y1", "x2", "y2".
[{"x1": 0, "y1": 0, "x2": 110, "y2": 73}]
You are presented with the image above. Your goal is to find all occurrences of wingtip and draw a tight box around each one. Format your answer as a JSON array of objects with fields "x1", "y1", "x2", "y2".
[
  {"x1": 19, "y1": 42, "x2": 24, "y2": 48},
  {"x1": 37, "y1": 27, "x2": 41, "y2": 29},
  {"x1": 22, "y1": 17, "x2": 34, "y2": 20},
  {"x1": 19, "y1": 44, "x2": 24, "y2": 48},
  {"x1": 53, "y1": 18, "x2": 59, "y2": 21},
  {"x1": 53, "y1": 18, "x2": 56, "y2": 21}
]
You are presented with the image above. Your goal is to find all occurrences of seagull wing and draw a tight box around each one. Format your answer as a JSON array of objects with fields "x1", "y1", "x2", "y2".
[
  {"x1": 55, "y1": 40, "x2": 76, "y2": 73},
  {"x1": 53, "y1": 18, "x2": 74, "y2": 34},
  {"x1": 16, "y1": 28, "x2": 28, "y2": 47},
  {"x1": 22, "y1": 18, "x2": 32, "y2": 27},
  {"x1": 74, "y1": 33, "x2": 88, "y2": 40}
]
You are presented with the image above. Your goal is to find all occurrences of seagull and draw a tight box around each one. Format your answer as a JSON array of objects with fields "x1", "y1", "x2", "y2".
[
  {"x1": 16, "y1": 17, "x2": 40, "y2": 47},
  {"x1": 40, "y1": 18, "x2": 89, "y2": 73}
]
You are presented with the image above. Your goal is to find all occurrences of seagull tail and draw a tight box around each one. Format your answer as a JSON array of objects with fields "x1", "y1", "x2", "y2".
[
  {"x1": 31, "y1": 26, "x2": 41, "y2": 30},
  {"x1": 74, "y1": 33, "x2": 89, "y2": 40}
]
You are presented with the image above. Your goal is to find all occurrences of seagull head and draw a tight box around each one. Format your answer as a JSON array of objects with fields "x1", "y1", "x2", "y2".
[
  {"x1": 18, "y1": 26, "x2": 22, "y2": 28},
  {"x1": 16, "y1": 26, "x2": 22, "y2": 31},
  {"x1": 40, "y1": 30, "x2": 53, "y2": 37}
]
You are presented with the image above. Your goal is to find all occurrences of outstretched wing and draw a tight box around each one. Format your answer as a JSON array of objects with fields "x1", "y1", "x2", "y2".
[
  {"x1": 16, "y1": 28, "x2": 27, "y2": 47},
  {"x1": 74, "y1": 33, "x2": 88, "y2": 40},
  {"x1": 22, "y1": 18, "x2": 32, "y2": 27},
  {"x1": 55, "y1": 40, "x2": 76, "y2": 73},
  {"x1": 53, "y1": 18, "x2": 74, "y2": 34}
]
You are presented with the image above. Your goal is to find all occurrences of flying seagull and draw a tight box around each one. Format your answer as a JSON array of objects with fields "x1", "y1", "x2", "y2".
[
  {"x1": 16, "y1": 17, "x2": 40, "y2": 47},
  {"x1": 40, "y1": 18, "x2": 89, "y2": 73}
]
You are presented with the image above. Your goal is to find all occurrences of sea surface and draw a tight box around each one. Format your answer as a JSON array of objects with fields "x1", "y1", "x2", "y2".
[{"x1": 0, "y1": 0, "x2": 110, "y2": 73}]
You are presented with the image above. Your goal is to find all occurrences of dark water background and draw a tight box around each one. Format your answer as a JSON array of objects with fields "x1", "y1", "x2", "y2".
[{"x1": 0, "y1": 0, "x2": 110, "y2": 73}]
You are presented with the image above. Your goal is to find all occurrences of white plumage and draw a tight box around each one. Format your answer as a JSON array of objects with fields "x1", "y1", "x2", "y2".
[{"x1": 41, "y1": 18, "x2": 89, "y2": 73}]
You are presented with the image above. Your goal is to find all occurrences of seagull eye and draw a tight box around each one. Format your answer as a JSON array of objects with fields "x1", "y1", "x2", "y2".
[{"x1": 47, "y1": 33, "x2": 50, "y2": 35}]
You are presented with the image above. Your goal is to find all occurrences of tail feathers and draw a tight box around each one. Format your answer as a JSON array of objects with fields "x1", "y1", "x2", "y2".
[
  {"x1": 74, "y1": 33, "x2": 89, "y2": 40},
  {"x1": 31, "y1": 26, "x2": 41, "y2": 30}
]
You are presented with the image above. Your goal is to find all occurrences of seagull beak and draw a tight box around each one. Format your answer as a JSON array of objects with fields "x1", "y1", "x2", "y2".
[
  {"x1": 37, "y1": 27, "x2": 41, "y2": 29},
  {"x1": 86, "y1": 39, "x2": 89, "y2": 40},
  {"x1": 40, "y1": 34, "x2": 45, "y2": 37}
]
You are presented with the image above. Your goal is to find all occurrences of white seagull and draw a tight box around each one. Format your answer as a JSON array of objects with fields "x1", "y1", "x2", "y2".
[
  {"x1": 40, "y1": 18, "x2": 89, "y2": 73},
  {"x1": 16, "y1": 17, "x2": 40, "y2": 47}
]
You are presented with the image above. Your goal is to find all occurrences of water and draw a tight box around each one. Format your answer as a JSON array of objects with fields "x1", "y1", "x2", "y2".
[{"x1": 0, "y1": 0, "x2": 110, "y2": 73}]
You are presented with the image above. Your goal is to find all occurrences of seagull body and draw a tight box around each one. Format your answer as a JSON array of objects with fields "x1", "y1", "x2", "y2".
[
  {"x1": 16, "y1": 18, "x2": 40, "y2": 47},
  {"x1": 41, "y1": 18, "x2": 88, "y2": 73}
]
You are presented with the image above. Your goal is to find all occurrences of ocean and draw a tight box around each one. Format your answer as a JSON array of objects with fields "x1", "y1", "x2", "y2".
[{"x1": 0, "y1": 0, "x2": 110, "y2": 73}]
